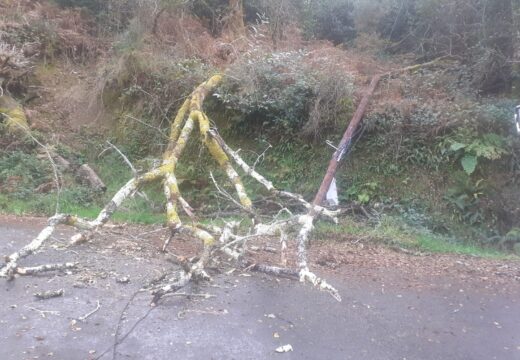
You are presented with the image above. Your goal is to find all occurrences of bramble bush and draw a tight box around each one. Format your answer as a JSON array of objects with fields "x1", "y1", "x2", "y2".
[
  {"x1": 215, "y1": 51, "x2": 314, "y2": 137},
  {"x1": 302, "y1": 0, "x2": 357, "y2": 44},
  {"x1": 215, "y1": 50, "x2": 354, "y2": 140}
]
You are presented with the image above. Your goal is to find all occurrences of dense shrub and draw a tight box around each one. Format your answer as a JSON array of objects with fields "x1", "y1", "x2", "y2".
[
  {"x1": 55, "y1": 0, "x2": 137, "y2": 33},
  {"x1": 187, "y1": 0, "x2": 229, "y2": 35},
  {"x1": 374, "y1": 0, "x2": 515, "y2": 94},
  {"x1": 303, "y1": 66, "x2": 354, "y2": 139},
  {"x1": 215, "y1": 50, "x2": 354, "y2": 140},
  {"x1": 302, "y1": 0, "x2": 357, "y2": 44},
  {"x1": 215, "y1": 51, "x2": 315, "y2": 136},
  {"x1": 55, "y1": 0, "x2": 105, "y2": 12},
  {"x1": 0, "y1": 152, "x2": 51, "y2": 199}
]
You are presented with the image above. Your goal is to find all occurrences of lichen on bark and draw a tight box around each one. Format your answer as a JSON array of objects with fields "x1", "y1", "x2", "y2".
[{"x1": 0, "y1": 74, "x2": 341, "y2": 303}]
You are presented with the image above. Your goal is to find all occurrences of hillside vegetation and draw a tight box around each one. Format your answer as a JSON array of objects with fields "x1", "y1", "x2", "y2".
[{"x1": 1, "y1": 0, "x2": 520, "y2": 255}]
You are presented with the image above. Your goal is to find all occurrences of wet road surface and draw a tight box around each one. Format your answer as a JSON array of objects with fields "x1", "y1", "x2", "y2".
[{"x1": 1, "y1": 216, "x2": 519, "y2": 360}]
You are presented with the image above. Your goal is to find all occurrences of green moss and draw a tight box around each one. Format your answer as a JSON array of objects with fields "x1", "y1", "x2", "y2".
[
  {"x1": 0, "y1": 96, "x2": 29, "y2": 134},
  {"x1": 169, "y1": 98, "x2": 190, "y2": 144}
]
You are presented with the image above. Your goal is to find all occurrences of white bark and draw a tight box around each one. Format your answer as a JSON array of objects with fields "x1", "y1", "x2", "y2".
[
  {"x1": 91, "y1": 179, "x2": 137, "y2": 227},
  {"x1": 1, "y1": 75, "x2": 343, "y2": 303},
  {"x1": 0, "y1": 214, "x2": 71, "y2": 278},
  {"x1": 210, "y1": 130, "x2": 338, "y2": 221},
  {"x1": 298, "y1": 268, "x2": 342, "y2": 302},
  {"x1": 296, "y1": 214, "x2": 314, "y2": 272},
  {"x1": 0, "y1": 179, "x2": 138, "y2": 278},
  {"x1": 16, "y1": 262, "x2": 76, "y2": 275}
]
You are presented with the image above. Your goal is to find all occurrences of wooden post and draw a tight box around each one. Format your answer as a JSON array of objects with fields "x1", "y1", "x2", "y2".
[{"x1": 312, "y1": 74, "x2": 382, "y2": 207}]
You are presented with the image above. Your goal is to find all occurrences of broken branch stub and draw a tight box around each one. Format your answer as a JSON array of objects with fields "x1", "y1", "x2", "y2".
[{"x1": 1, "y1": 75, "x2": 341, "y2": 303}]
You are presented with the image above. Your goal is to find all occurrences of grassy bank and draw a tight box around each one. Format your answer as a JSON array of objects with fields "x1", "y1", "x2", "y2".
[{"x1": 314, "y1": 216, "x2": 515, "y2": 259}]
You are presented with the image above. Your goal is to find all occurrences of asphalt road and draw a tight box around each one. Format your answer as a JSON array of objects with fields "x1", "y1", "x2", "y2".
[{"x1": 1, "y1": 216, "x2": 520, "y2": 360}]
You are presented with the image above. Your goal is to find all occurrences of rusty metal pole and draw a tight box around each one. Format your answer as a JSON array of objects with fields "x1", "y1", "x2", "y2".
[{"x1": 312, "y1": 74, "x2": 382, "y2": 208}]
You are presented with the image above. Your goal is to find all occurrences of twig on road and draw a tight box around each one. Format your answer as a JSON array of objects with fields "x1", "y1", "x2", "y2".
[{"x1": 78, "y1": 300, "x2": 101, "y2": 322}]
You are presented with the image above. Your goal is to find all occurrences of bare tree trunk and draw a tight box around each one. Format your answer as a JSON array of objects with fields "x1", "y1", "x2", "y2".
[
  {"x1": 480, "y1": 0, "x2": 514, "y2": 93},
  {"x1": 513, "y1": 0, "x2": 520, "y2": 96},
  {"x1": 152, "y1": 7, "x2": 166, "y2": 36},
  {"x1": 225, "y1": 0, "x2": 246, "y2": 38},
  {"x1": 312, "y1": 74, "x2": 382, "y2": 208},
  {"x1": 312, "y1": 56, "x2": 450, "y2": 207}
]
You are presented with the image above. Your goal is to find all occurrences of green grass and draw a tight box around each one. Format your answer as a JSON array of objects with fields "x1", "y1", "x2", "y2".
[
  {"x1": 314, "y1": 217, "x2": 366, "y2": 239},
  {"x1": 0, "y1": 138, "x2": 517, "y2": 259},
  {"x1": 0, "y1": 190, "x2": 516, "y2": 258},
  {"x1": 0, "y1": 151, "x2": 167, "y2": 225},
  {"x1": 315, "y1": 215, "x2": 516, "y2": 259},
  {"x1": 60, "y1": 204, "x2": 166, "y2": 224},
  {"x1": 0, "y1": 194, "x2": 165, "y2": 224},
  {"x1": 414, "y1": 234, "x2": 509, "y2": 258},
  {"x1": 0, "y1": 196, "x2": 31, "y2": 216}
]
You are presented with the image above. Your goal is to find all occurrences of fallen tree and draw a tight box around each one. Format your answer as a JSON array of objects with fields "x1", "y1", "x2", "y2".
[
  {"x1": 1, "y1": 58, "x2": 446, "y2": 304},
  {"x1": 0, "y1": 74, "x2": 341, "y2": 303}
]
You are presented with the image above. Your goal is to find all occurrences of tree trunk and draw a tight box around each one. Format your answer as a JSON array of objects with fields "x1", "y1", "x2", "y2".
[
  {"x1": 312, "y1": 56, "x2": 449, "y2": 207},
  {"x1": 312, "y1": 74, "x2": 382, "y2": 207},
  {"x1": 152, "y1": 7, "x2": 166, "y2": 35},
  {"x1": 226, "y1": 0, "x2": 246, "y2": 38},
  {"x1": 1, "y1": 75, "x2": 344, "y2": 302},
  {"x1": 480, "y1": 0, "x2": 514, "y2": 94},
  {"x1": 511, "y1": 0, "x2": 520, "y2": 97}
]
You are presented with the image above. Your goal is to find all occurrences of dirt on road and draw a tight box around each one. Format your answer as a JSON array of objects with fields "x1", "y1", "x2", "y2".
[{"x1": 1, "y1": 215, "x2": 520, "y2": 360}]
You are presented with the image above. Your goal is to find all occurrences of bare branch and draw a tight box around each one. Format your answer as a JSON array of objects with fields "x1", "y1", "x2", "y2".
[
  {"x1": 103, "y1": 140, "x2": 137, "y2": 176},
  {"x1": 16, "y1": 262, "x2": 77, "y2": 275},
  {"x1": 78, "y1": 300, "x2": 101, "y2": 322},
  {"x1": 2, "y1": 75, "x2": 342, "y2": 304}
]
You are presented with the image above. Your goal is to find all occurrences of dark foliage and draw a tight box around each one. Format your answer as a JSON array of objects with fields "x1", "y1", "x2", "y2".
[
  {"x1": 377, "y1": 0, "x2": 514, "y2": 94},
  {"x1": 304, "y1": 0, "x2": 357, "y2": 44}
]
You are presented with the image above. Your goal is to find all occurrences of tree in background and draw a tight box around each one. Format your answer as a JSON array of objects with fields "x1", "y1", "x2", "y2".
[
  {"x1": 50, "y1": 0, "x2": 519, "y2": 95},
  {"x1": 477, "y1": 0, "x2": 514, "y2": 93},
  {"x1": 375, "y1": 0, "x2": 514, "y2": 94},
  {"x1": 302, "y1": 0, "x2": 357, "y2": 44},
  {"x1": 225, "y1": 0, "x2": 246, "y2": 37}
]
